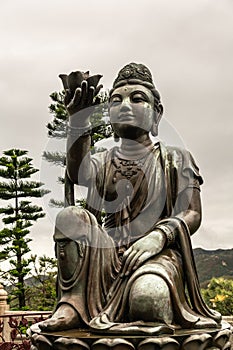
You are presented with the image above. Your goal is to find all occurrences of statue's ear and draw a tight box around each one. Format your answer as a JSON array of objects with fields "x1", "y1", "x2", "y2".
[
  {"x1": 156, "y1": 103, "x2": 163, "y2": 122},
  {"x1": 151, "y1": 103, "x2": 163, "y2": 136}
]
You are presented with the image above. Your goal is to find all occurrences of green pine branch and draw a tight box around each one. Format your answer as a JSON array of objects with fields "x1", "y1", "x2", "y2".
[{"x1": 42, "y1": 151, "x2": 66, "y2": 167}]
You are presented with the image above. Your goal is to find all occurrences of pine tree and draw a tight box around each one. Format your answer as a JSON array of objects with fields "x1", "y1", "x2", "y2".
[{"x1": 0, "y1": 149, "x2": 50, "y2": 309}]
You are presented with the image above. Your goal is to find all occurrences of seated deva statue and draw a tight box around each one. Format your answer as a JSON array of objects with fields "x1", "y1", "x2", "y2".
[{"x1": 39, "y1": 63, "x2": 221, "y2": 335}]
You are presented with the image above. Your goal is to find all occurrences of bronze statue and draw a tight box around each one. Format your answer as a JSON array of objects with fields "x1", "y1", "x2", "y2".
[{"x1": 39, "y1": 63, "x2": 221, "y2": 335}]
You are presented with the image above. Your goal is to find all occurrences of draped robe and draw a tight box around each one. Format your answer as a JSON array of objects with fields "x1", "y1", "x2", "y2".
[{"x1": 57, "y1": 142, "x2": 221, "y2": 333}]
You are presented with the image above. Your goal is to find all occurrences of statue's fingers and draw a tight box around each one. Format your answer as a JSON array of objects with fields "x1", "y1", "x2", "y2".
[
  {"x1": 64, "y1": 89, "x2": 72, "y2": 106},
  {"x1": 94, "y1": 84, "x2": 103, "y2": 97},
  {"x1": 132, "y1": 252, "x2": 151, "y2": 271},
  {"x1": 121, "y1": 246, "x2": 133, "y2": 263},
  {"x1": 80, "y1": 80, "x2": 88, "y2": 107},
  {"x1": 120, "y1": 250, "x2": 137, "y2": 277},
  {"x1": 70, "y1": 87, "x2": 82, "y2": 107},
  {"x1": 87, "y1": 86, "x2": 95, "y2": 106},
  {"x1": 125, "y1": 251, "x2": 141, "y2": 276}
]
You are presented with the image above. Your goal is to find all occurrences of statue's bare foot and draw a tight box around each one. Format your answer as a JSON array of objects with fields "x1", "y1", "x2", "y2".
[{"x1": 38, "y1": 304, "x2": 81, "y2": 331}]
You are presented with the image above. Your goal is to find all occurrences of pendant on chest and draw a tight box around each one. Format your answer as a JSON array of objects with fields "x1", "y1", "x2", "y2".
[{"x1": 112, "y1": 158, "x2": 145, "y2": 183}]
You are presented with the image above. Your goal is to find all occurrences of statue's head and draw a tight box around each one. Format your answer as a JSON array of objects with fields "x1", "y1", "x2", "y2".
[{"x1": 109, "y1": 63, "x2": 163, "y2": 140}]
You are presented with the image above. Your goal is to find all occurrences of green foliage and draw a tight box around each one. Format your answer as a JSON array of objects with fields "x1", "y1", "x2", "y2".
[
  {"x1": 0, "y1": 149, "x2": 50, "y2": 309},
  {"x1": 47, "y1": 91, "x2": 67, "y2": 139},
  {"x1": 201, "y1": 277, "x2": 233, "y2": 316},
  {"x1": 25, "y1": 255, "x2": 57, "y2": 310},
  {"x1": 48, "y1": 199, "x2": 64, "y2": 208},
  {"x1": 7, "y1": 255, "x2": 57, "y2": 311}
]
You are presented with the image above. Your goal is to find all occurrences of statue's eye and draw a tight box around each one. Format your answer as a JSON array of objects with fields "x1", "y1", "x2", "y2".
[
  {"x1": 132, "y1": 94, "x2": 146, "y2": 103},
  {"x1": 110, "y1": 96, "x2": 122, "y2": 106}
]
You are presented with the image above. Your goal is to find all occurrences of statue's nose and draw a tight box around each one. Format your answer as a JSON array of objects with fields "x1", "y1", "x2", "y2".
[{"x1": 120, "y1": 99, "x2": 132, "y2": 112}]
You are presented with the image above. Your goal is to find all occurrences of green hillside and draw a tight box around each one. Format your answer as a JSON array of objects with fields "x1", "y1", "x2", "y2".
[{"x1": 193, "y1": 248, "x2": 233, "y2": 287}]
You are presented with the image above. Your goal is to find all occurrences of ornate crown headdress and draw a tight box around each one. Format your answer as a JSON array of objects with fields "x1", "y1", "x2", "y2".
[{"x1": 111, "y1": 63, "x2": 161, "y2": 103}]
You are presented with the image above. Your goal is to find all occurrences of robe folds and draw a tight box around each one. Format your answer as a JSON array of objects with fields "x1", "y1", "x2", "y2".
[{"x1": 57, "y1": 142, "x2": 221, "y2": 332}]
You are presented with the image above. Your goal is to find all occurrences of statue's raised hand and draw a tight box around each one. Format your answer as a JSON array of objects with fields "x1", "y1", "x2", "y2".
[
  {"x1": 120, "y1": 230, "x2": 166, "y2": 277},
  {"x1": 59, "y1": 71, "x2": 103, "y2": 118}
]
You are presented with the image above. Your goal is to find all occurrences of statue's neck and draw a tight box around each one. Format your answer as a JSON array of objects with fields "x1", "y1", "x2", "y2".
[{"x1": 116, "y1": 134, "x2": 153, "y2": 160}]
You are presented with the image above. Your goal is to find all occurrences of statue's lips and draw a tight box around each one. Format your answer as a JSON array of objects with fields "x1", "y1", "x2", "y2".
[{"x1": 118, "y1": 114, "x2": 135, "y2": 122}]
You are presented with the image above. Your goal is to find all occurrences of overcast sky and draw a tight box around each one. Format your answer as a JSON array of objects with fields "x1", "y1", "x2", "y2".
[{"x1": 0, "y1": 0, "x2": 233, "y2": 259}]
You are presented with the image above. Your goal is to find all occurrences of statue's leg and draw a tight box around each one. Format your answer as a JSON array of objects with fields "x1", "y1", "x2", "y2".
[
  {"x1": 39, "y1": 206, "x2": 91, "y2": 331},
  {"x1": 128, "y1": 274, "x2": 173, "y2": 324}
]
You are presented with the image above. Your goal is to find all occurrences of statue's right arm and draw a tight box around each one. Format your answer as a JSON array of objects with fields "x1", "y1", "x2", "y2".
[
  {"x1": 67, "y1": 127, "x2": 92, "y2": 185},
  {"x1": 64, "y1": 80, "x2": 102, "y2": 186}
]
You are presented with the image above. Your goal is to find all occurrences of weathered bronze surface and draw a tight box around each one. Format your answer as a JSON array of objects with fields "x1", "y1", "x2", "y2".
[
  {"x1": 32, "y1": 63, "x2": 231, "y2": 346},
  {"x1": 29, "y1": 321, "x2": 232, "y2": 349}
]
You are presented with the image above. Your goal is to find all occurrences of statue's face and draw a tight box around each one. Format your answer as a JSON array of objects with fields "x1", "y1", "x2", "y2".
[{"x1": 109, "y1": 84, "x2": 155, "y2": 139}]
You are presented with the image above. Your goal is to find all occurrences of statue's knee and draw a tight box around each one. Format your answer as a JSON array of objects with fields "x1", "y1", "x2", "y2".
[
  {"x1": 54, "y1": 206, "x2": 91, "y2": 241},
  {"x1": 129, "y1": 274, "x2": 173, "y2": 323}
]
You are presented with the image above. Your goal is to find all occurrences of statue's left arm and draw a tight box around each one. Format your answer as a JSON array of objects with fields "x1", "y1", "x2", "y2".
[
  {"x1": 174, "y1": 187, "x2": 201, "y2": 235},
  {"x1": 121, "y1": 188, "x2": 200, "y2": 277},
  {"x1": 121, "y1": 148, "x2": 202, "y2": 276}
]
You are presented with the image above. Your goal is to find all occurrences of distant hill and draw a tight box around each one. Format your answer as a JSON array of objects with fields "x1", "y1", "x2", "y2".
[
  {"x1": 193, "y1": 248, "x2": 233, "y2": 287},
  {"x1": 4, "y1": 248, "x2": 233, "y2": 292}
]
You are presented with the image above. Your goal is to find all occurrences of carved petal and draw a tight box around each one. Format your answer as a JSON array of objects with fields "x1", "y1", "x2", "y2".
[
  {"x1": 138, "y1": 336, "x2": 179, "y2": 350},
  {"x1": 222, "y1": 341, "x2": 232, "y2": 350},
  {"x1": 28, "y1": 322, "x2": 42, "y2": 336},
  {"x1": 59, "y1": 74, "x2": 69, "y2": 90},
  {"x1": 213, "y1": 329, "x2": 232, "y2": 349},
  {"x1": 182, "y1": 333, "x2": 212, "y2": 350},
  {"x1": 54, "y1": 337, "x2": 90, "y2": 350},
  {"x1": 86, "y1": 75, "x2": 103, "y2": 88},
  {"x1": 31, "y1": 334, "x2": 53, "y2": 350},
  {"x1": 92, "y1": 338, "x2": 135, "y2": 350},
  {"x1": 67, "y1": 71, "x2": 87, "y2": 94},
  {"x1": 31, "y1": 345, "x2": 39, "y2": 350}
]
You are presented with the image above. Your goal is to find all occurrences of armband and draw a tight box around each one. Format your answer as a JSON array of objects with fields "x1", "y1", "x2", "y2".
[
  {"x1": 155, "y1": 217, "x2": 181, "y2": 247},
  {"x1": 67, "y1": 123, "x2": 91, "y2": 137}
]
